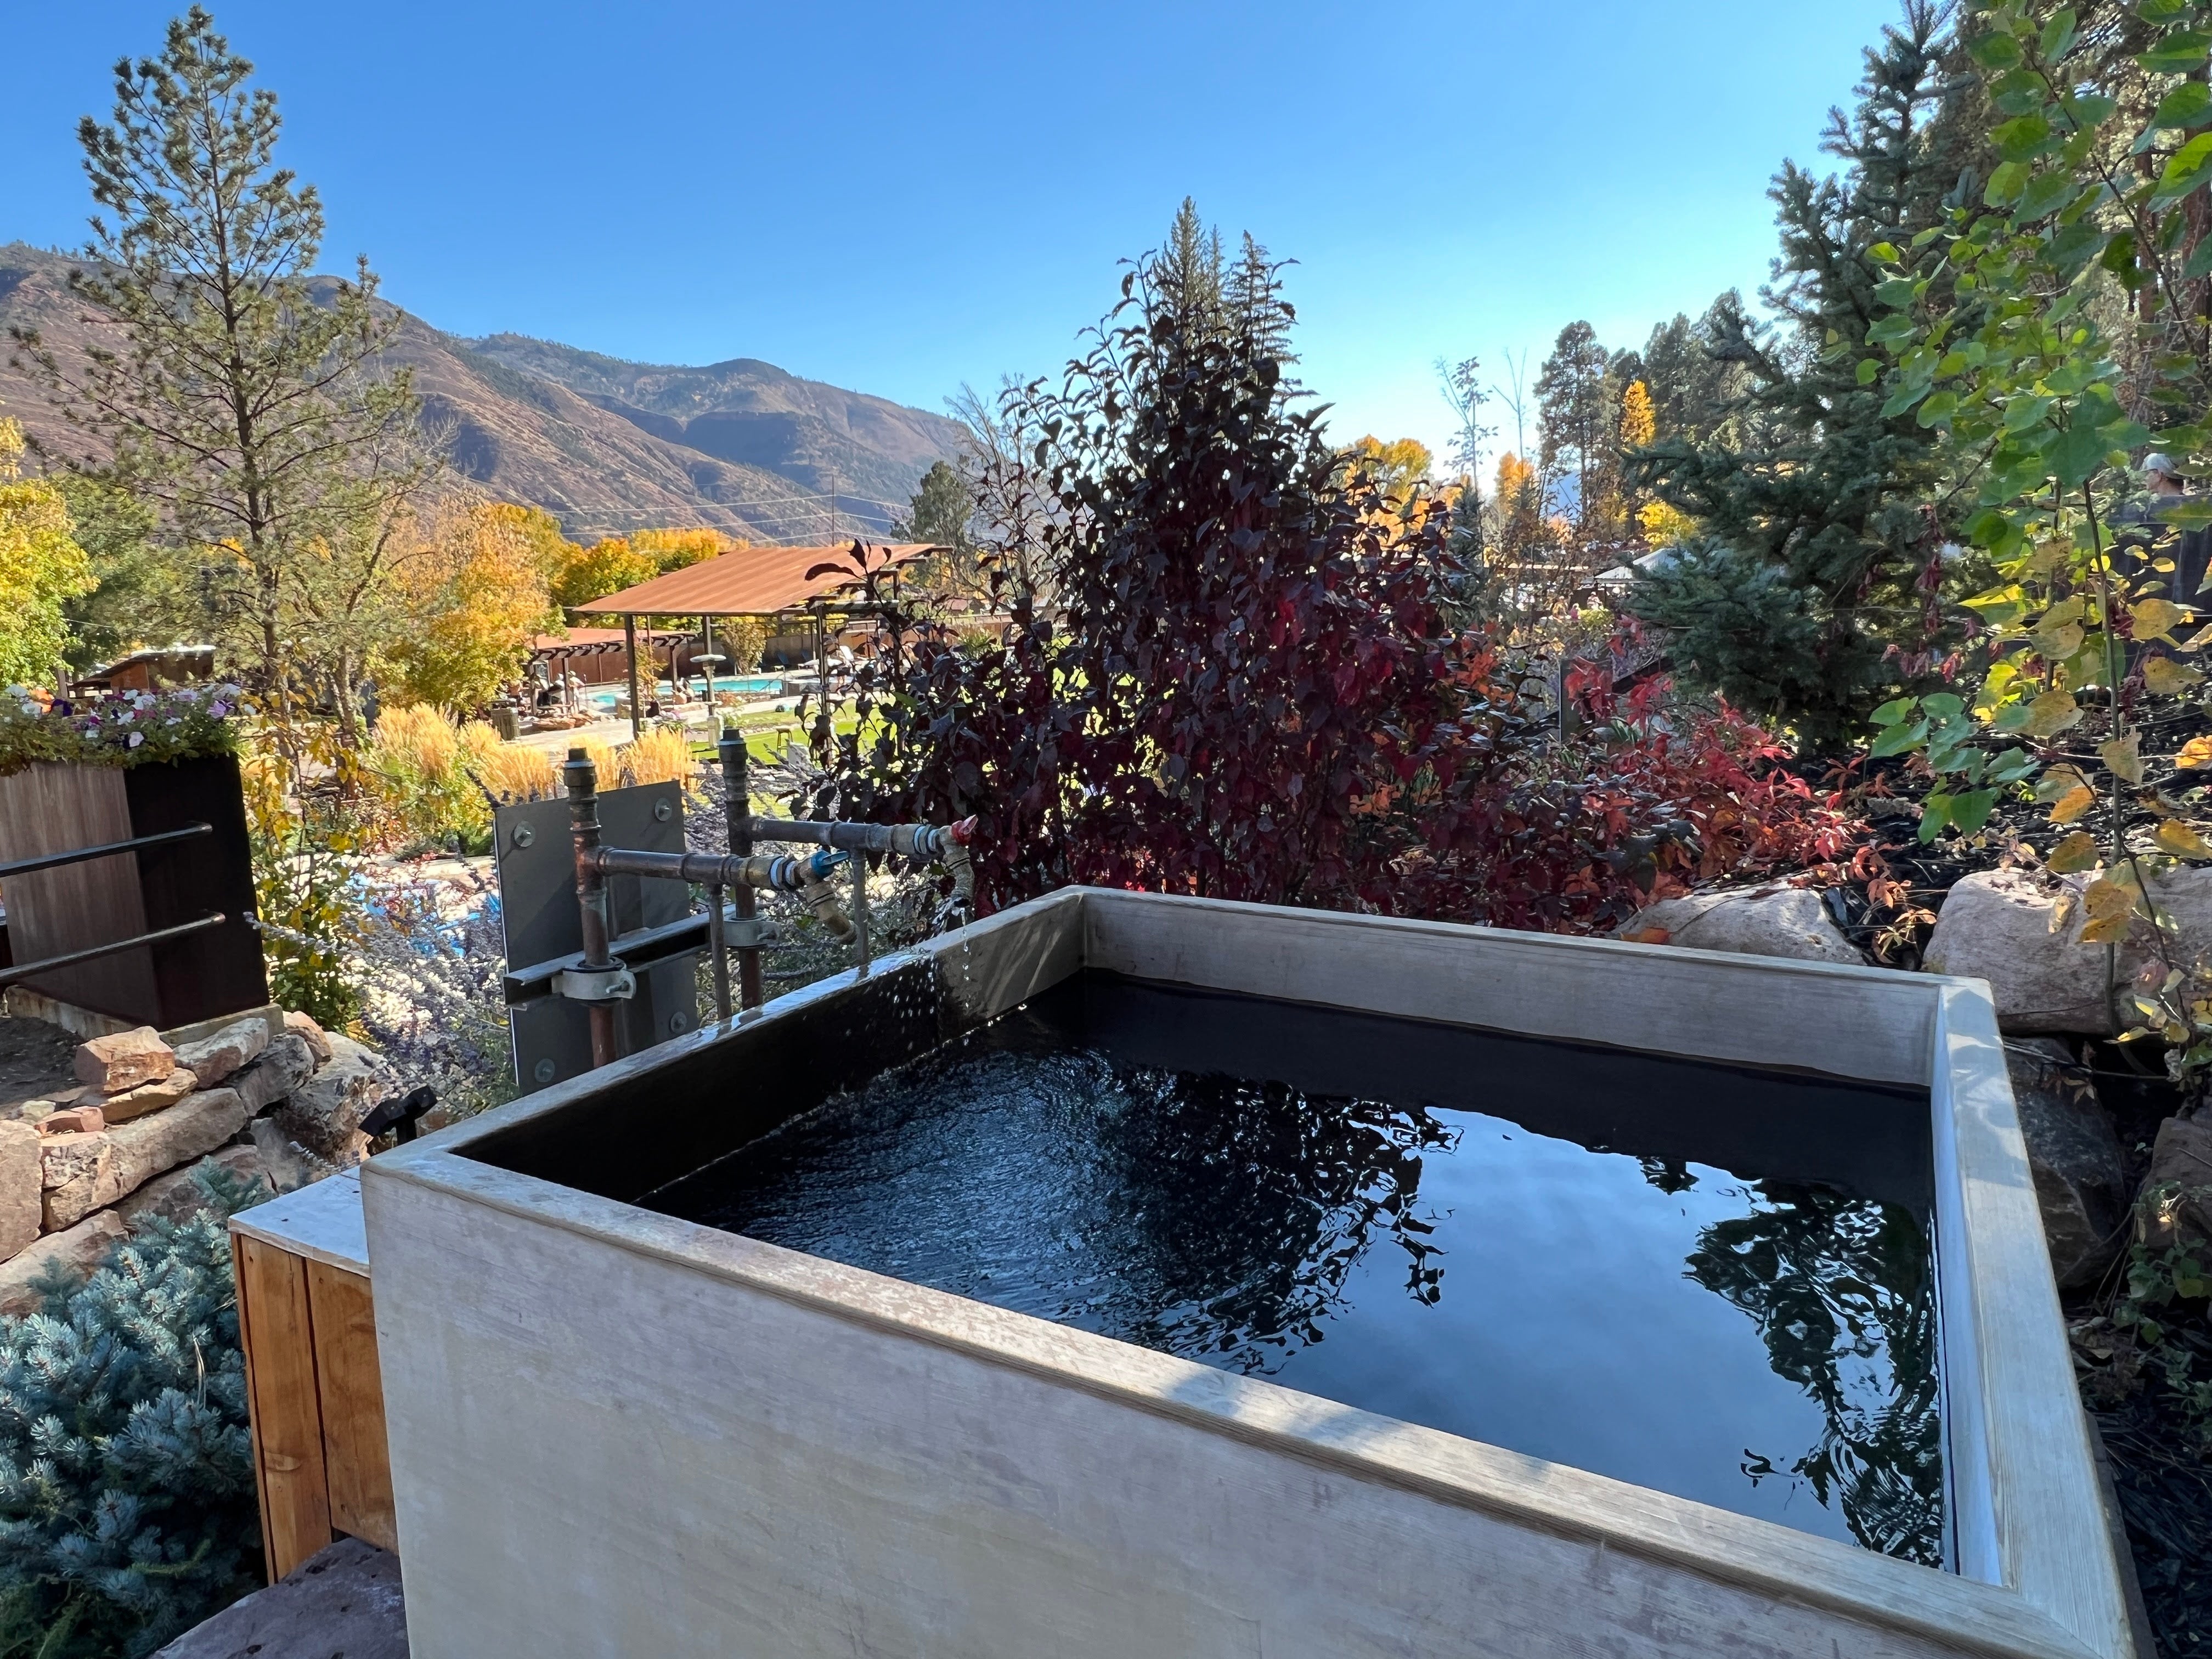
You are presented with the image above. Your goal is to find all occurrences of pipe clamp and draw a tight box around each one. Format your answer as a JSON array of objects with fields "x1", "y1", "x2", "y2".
[{"x1": 555, "y1": 965, "x2": 637, "y2": 1003}]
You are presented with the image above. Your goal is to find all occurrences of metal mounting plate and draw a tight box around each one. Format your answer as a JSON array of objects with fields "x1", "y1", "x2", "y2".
[{"x1": 500, "y1": 782, "x2": 697, "y2": 1094}]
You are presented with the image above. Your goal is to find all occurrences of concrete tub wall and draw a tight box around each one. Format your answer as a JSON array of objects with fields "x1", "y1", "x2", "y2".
[{"x1": 365, "y1": 888, "x2": 2136, "y2": 1659}]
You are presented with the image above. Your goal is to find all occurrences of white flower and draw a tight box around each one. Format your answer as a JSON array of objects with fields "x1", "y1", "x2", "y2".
[{"x1": 127, "y1": 732, "x2": 143, "y2": 748}]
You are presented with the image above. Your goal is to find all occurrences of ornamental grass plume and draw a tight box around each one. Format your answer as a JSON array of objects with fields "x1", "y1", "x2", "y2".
[
  {"x1": 467, "y1": 729, "x2": 558, "y2": 803},
  {"x1": 619, "y1": 726, "x2": 699, "y2": 795}
]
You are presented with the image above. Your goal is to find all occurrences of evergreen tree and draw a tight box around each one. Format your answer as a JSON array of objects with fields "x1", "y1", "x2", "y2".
[
  {"x1": 1628, "y1": 2, "x2": 1987, "y2": 749},
  {"x1": 0, "y1": 1165, "x2": 270, "y2": 1657},
  {"x1": 896, "y1": 460, "x2": 978, "y2": 552},
  {"x1": 1534, "y1": 321, "x2": 1610, "y2": 531},
  {"x1": 13, "y1": 7, "x2": 426, "y2": 732},
  {"x1": 1640, "y1": 296, "x2": 1758, "y2": 448}
]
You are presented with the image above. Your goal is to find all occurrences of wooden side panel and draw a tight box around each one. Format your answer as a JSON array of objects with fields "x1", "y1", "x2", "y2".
[
  {"x1": 125, "y1": 755, "x2": 268, "y2": 1026},
  {"x1": 0, "y1": 762, "x2": 153, "y2": 1019},
  {"x1": 236, "y1": 1234, "x2": 332, "y2": 1581},
  {"x1": 307, "y1": 1260, "x2": 396, "y2": 1552}
]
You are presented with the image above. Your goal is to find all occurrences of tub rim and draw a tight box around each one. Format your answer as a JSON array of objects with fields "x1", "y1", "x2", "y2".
[{"x1": 365, "y1": 885, "x2": 2134, "y2": 1659}]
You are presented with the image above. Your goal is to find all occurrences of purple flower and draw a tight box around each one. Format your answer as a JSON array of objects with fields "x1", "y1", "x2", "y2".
[{"x1": 208, "y1": 702, "x2": 230, "y2": 718}]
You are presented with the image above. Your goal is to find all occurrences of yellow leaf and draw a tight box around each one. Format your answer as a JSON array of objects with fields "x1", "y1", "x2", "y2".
[
  {"x1": 2177, "y1": 623, "x2": 2212, "y2": 654},
  {"x1": 2024, "y1": 687, "x2": 2083, "y2": 736},
  {"x1": 2182, "y1": 735, "x2": 2212, "y2": 770},
  {"x1": 2034, "y1": 764, "x2": 2090, "y2": 803},
  {"x1": 2131, "y1": 597, "x2": 2186, "y2": 641},
  {"x1": 2100, "y1": 735, "x2": 2145, "y2": 784},
  {"x1": 2084, "y1": 878, "x2": 2134, "y2": 921},
  {"x1": 2050, "y1": 785, "x2": 2098, "y2": 823},
  {"x1": 2157, "y1": 819, "x2": 2212, "y2": 859},
  {"x1": 2045, "y1": 830, "x2": 2101, "y2": 872},
  {"x1": 2081, "y1": 915, "x2": 2133, "y2": 944},
  {"x1": 2032, "y1": 620, "x2": 2085, "y2": 658},
  {"x1": 2144, "y1": 654, "x2": 2204, "y2": 695}
]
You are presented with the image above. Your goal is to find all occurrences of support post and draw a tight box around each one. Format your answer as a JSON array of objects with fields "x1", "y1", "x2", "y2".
[
  {"x1": 700, "y1": 612, "x2": 716, "y2": 715},
  {"x1": 718, "y1": 725, "x2": 764, "y2": 1011},
  {"x1": 706, "y1": 882, "x2": 731, "y2": 1021},
  {"x1": 563, "y1": 747, "x2": 620, "y2": 1068},
  {"x1": 624, "y1": 613, "x2": 642, "y2": 739},
  {"x1": 851, "y1": 851, "x2": 870, "y2": 978}
]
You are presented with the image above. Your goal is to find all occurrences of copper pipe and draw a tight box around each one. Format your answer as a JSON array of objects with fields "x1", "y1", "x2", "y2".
[
  {"x1": 719, "y1": 727, "x2": 764, "y2": 1011},
  {"x1": 563, "y1": 747, "x2": 620, "y2": 1069}
]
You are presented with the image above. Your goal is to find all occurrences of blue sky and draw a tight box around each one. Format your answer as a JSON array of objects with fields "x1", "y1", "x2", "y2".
[{"x1": 6, "y1": 2, "x2": 1907, "y2": 472}]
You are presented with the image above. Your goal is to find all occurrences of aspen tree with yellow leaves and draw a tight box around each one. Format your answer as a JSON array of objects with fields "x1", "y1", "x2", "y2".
[{"x1": 0, "y1": 418, "x2": 95, "y2": 686}]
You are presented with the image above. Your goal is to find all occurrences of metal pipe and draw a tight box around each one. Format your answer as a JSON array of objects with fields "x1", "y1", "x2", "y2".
[
  {"x1": 0, "y1": 822, "x2": 211, "y2": 882},
  {"x1": 563, "y1": 747, "x2": 621, "y2": 1069},
  {"x1": 0, "y1": 912, "x2": 225, "y2": 989},
  {"x1": 706, "y1": 883, "x2": 731, "y2": 1021},
  {"x1": 745, "y1": 816, "x2": 974, "y2": 858},
  {"x1": 623, "y1": 613, "x2": 642, "y2": 739},
  {"x1": 719, "y1": 727, "x2": 763, "y2": 1011},
  {"x1": 589, "y1": 845, "x2": 842, "y2": 890},
  {"x1": 851, "y1": 854, "x2": 870, "y2": 977}
]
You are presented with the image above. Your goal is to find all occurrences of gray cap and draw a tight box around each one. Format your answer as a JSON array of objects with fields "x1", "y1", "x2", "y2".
[{"x1": 2144, "y1": 452, "x2": 2181, "y2": 478}]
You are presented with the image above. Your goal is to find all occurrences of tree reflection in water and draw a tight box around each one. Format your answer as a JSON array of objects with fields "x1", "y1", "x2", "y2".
[
  {"x1": 1681, "y1": 1179, "x2": 1945, "y2": 1565},
  {"x1": 1090, "y1": 1066, "x2": 1457, "y2": 1375}
]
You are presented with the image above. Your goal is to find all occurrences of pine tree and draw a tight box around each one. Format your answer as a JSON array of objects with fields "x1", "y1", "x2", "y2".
[
  {"x1": 0, "y1": 1164, "x2": 270, "y2": 1657},
  {"x1": 1627, "y1": 2, "x2": 1988, "y2": 749},
  {"x1": 13, "y1": 8, "x2": 426, "y2": 734},
  {"x1": 1534, "y1": 321, "x2": 1610, "y2": 533}
]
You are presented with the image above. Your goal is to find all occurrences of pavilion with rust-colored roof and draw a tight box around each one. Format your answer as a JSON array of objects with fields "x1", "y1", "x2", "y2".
[{"x1": 573, "y1": 542, "x2": 940, "y2": 735}]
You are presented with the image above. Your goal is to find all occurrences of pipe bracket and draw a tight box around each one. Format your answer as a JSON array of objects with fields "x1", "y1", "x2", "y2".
[{"x1": 554, "y1": 965, "x2": 637, "y2": 1003}]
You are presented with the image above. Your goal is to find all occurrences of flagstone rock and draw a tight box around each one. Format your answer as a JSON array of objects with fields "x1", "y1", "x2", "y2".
[
  {"x1": 171, "y1": 1018, "x2": 270, "y2": 1089},
  {"x1": 72, "y1": 1027, "x2": 176, "y2": 1093}
]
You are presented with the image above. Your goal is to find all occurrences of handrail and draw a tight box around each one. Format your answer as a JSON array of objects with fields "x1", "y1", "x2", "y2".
[
  {"x1": 0, "y1": 822, "x2": 212, "y2": 883},
  {"x1": 0, "y1": 912, "x2": 225, "y2": 989}
]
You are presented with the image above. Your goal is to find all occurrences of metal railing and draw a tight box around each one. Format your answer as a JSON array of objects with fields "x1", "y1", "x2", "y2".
[{"x1": 0, "y1": 822, "x2": 224, "y2": 991}]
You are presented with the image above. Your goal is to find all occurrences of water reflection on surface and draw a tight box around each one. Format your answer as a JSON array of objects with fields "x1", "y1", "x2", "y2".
[{"x1": 668, "y1": 972, "x2": 1945, "y2": 1564}]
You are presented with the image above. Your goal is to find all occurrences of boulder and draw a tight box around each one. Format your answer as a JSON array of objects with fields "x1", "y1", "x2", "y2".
[
  {"x1": 232, "y1": 1032, "x2": 317, "y2": 1114},
  {"x1": 72, "y1": 1026, "x2": 176, "y2": 1094},
  {"x1": 1926, "y1": 865, "x2": 2212, "y2": 1033},
  {"x1": 115, "y1": 1146, "x2": 269, "y2": 1232},
  {"x1": 170, "y1": 1018, "x2": 270, "y2": 1089},
  {"x1": 249, "y1": 1118, "x2": 338, "y2": 1196},
  {"x1": 278, "y1": 1035, "x2": 387, "y2": 1161},
  {"x1": 151, "y1": 1537, "x2": 407, "y2": 1659},
  {"x1": 101, "y1": 1069, "x2": 199, "y2": 1125},
  {"x1": 0, "y1": 1211, "x2": 124, "y2": 1315},
  {"x1": 2006, "y1": 1038, "x2": 2129, "y2": 1288},
  {"x1": 2139, "y1": 1115, "x2": 2212, "y2": 1252},
  {"x1": 41, "y1": 1088, "x2": 248, "y2": 1232},
  {"x1": 1614, "y1": 882, "x2": 1863, "y2": 965},
  {"x1": 282, "y1": 1009, "x2": 334, "y2": 1066},
  {"x1": 0, "y1": 1121, "x2": 41, "y2": 1264}
]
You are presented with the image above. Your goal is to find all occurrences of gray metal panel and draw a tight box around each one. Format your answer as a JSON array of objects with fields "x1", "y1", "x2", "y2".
[{"x1": 499, "y1": 781, "x2": 698, "y2": 1094}]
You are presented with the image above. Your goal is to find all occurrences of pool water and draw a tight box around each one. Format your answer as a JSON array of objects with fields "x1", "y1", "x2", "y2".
[{"x1": 654, "y1": 971, "x2": 1946, "y2": 1564}]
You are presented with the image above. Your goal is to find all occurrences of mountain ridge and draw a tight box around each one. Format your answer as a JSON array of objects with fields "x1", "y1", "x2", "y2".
[{"x1": 0, "y1": 242, "x2": 962, "y2": 544}]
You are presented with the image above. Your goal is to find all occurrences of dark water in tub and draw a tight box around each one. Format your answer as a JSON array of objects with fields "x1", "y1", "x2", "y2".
[{"x1": 655, "y1": 970, "x2": 1945, "y2": 1564}]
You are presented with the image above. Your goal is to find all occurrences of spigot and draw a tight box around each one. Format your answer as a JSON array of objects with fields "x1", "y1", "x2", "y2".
[{"x1": 800, "y1": 876, "x2": 856, "y2": 943}]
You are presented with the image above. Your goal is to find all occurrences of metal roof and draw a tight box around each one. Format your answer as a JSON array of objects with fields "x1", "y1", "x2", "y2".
[{"x1": 573, "y1": 543, "x2": 940, "y2": 619}]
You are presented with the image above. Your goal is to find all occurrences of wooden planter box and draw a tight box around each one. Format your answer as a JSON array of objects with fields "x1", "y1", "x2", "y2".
[
  {"x1": 362, "y1": 890, "x2": 2140, "y2": 1659},
  {"x1": 0, "y1": 754, "x2": 267, "y2": 1028}
]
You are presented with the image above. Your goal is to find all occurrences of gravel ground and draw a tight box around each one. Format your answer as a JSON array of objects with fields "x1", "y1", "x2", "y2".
[{"x1": 0, "y1": 1013, "x2": 77, "y2": 1101}]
